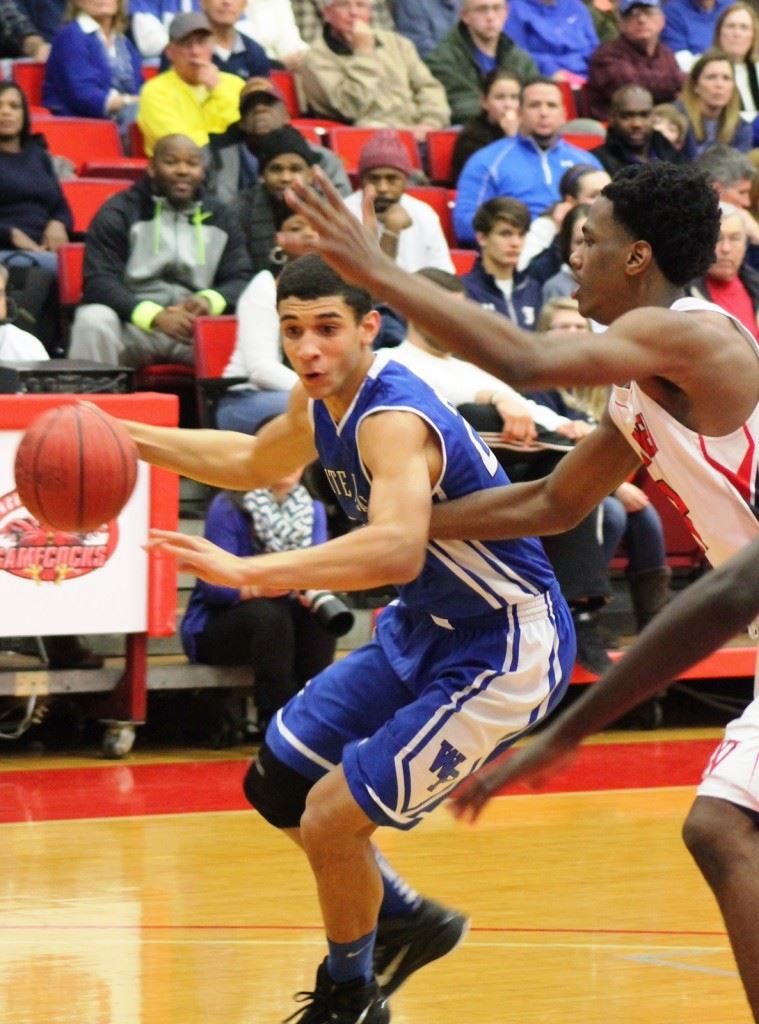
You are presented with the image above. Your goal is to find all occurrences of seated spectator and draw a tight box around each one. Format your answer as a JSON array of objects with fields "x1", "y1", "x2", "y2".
[
  {"x1": 298, "y1": 0, "x2": 450, "y2": 140},
  {"x1": 290, "y1": 0, "x2": 394, "y2": 45},
  {"x1": 713, "y1": 2, "x2": 759, "y2": 124},
  {"x1": 541, "y1": 202, "x2": 590, "y2": 303},
  {"x1": 459, "y1": 196, "x2": 542, "y2": 327},
  {"x1": 181, "y1": 471, "x2": 338, "y2": 736},
  {"x1": 450, "y1": 68, "x2": 522, "y2": 183},
  {"x1": 651, "y1": 101, "x2": 689, "y2": 149},
  {"x1": 130, "y1": 0, "x2": 200, "y2": 59},
  {"x1": 343, "y1": 130, "x2": 454, "y2": 272},
  {"x1": 43, "y1": 0, "x2": 141, "y2": 141},
  {"x1": 698, "y1": 144, "x2": 759, "y2": 261},
  {"x1": 242, "y1": 0, "x2": 309, "y2": 69},
  {"x1": 687, "y1": 201, "x2": 759, "y2": 338},
  {"x1": 200, "y1": 0, "x2": 270, "y2": 79},
  {"x1": 537, "y1": 296, "x2": 672, "y2": 632},
  {"x1": 231, "y1": 124, "x2": 319, "y2": 273},
  {"x1": 582, "y1": 0, "x2": 619, "y2": 44},
  {"x1": 394, "y1": 0, "x2": 459, "y2": 59},
  {"x1": 0, "y1": 80, "x2": 72, "y2": 278},
  {"x1": 661, "y1": 0, "x2": 732, "y2": 71},
  {"x1": 590, "y1": 84, "x2": 686, "y2": 176},
  {"x1": 216, "y1": 209, "x2": 316, "y2": 433},
  {"x1": 20, "y1": 0, "x2": 64, "y2": 43},
  {"x1": 453, "y1": 77, "x2": 603, "y2": 245},
  {"x1": 68, "y1": 134, "x2": 251, "y2": 368},
  {"x1": 519, "y1": 161, "x2": 609, "y2": 272},
  {"x1": 585, "y1": 0, "x2": 683, "y2": 122},
  {"x1": 678, "y1": 47, "x2": 753, "y2": 158},
  {"x1": 137, "y1": 11, "x2": 243, "y2": 155},
  {"x1": 0, "y1": 0, "x2": 50, "y2": 57},
  {"x1": 0, "y1": 262, "x2": 48, "y2": 358},
  {"x1": 425, "y1": 0, "x2": 537, "y2": 126},
  {"x1": 208, "y1": 76, "x2": 350, "y2": 203},
  {"x1": 505, "y1": 0, "x2": 598, "y2": 81}
]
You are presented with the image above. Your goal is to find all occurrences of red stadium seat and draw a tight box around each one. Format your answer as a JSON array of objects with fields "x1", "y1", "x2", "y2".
[
  {"x1": 291, "y1": 117, "x2": 344, "y2": 145},
  {"x1": 32, "y1": 116, "x2": 124, "y2": 174},
  {"x1": 271, "y1": 69, "x2": 302, "y2": 118},
  {"x1": 450, "y1": 248, "x2": 477, "y2": 275},
  {"x1": 556, "y1": 79, "x2": 578, "y2": 120},
  {"x1": 425, "y1": 129, "x2": 460, "y2": 186},
  {"x1": 82, "y1": 157, "x2": 149, "y2": 181},
  {"x1": 406, "y1": 185, "x2": 456, "y2": 247},
  {"x1": 61, "y1": 177, "x2": 133, "y2": 234},
  {"x1": 561, "y1": 132, "x2": 605, "y2": 151},
  {"x1": 57, "y1": 242, "x2": 86, "y2": 306},
  {"x1": 11, "y1": 60, "x2": 46, "y2": 107},
  {"x1": 193, "y1": 315, "x2": 240, "y2": 425},
  {"x1": 326, "y1": 126, "x2": 422, "y2": 176},
  {"x1": 127, "y1": 121, "x2": 148, "y2": 159}
]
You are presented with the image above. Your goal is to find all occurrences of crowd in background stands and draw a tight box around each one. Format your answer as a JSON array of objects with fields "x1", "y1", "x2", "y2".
[{"x1": 3, "y1": 0, "x2": 759, "y2": 675}]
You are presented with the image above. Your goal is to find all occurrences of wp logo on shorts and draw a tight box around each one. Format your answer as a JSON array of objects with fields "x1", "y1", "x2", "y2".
[
  {"x1": 0, "y1": 489, "x2": 118, "y2": 583},
  {"x1": 427, "y1": 740, "x2": 467, "y2": 792}
]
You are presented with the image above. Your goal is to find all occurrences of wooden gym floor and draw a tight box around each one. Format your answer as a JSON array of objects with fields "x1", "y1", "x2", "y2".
[{"x1": 0, "y1": 727, "x2": 751, "y2": 1024}]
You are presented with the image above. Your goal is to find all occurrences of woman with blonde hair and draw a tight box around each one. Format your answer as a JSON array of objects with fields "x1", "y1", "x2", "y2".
[
  {"x1": 43, "y1": 0, "x2": 142, "y2": 138},
  {"x1": 679, "y1": 47, "x2": 753, "y2": 157},
  {"x1": 714, "y1": 2, "x2": 759, "y2": 122}
]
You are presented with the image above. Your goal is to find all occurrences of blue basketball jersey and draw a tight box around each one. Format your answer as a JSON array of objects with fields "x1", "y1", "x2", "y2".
[{"x1": 311, "y1": 350, "x2": 558, "y2": 620}]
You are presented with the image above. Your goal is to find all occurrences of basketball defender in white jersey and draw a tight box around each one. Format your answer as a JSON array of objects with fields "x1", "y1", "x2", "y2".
[{"x1": 282, "y1": 162, "x2": 759, "y2": 1020}]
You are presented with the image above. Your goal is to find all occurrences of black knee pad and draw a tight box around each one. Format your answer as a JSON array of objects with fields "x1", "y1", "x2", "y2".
[{"x1": 243, "y1": 742, "x2": 315, "y2": 828}]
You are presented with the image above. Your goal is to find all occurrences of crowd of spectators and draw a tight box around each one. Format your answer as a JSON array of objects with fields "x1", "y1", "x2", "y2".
[{"x1": 6, "y1": 0, "x2": 759, "y2": 674}]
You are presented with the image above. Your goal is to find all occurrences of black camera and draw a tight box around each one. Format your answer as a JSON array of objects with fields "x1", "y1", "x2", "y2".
[{"x1": 301, "y1": 590, "x2": 355, "y2": 637}]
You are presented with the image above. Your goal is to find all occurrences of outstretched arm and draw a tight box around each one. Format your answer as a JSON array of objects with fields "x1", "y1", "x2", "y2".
[
  {"x1": 450, "y1": 536, "x2": 759, "y2": 822},
  {"x1": 148, "y1": 410, "x2": 434, "y2": 593},
  {"x1": 431, "y1": 414, "x2": 640, "y2": 540},
  {"x1": 119, "y1": 386, "x2": 317, "y2": 491},
  {"x1": 282, "y1": 172, "x2": 696, "y2": 392}
]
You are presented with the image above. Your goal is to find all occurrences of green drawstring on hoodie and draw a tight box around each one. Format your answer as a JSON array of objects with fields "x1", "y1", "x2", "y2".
[{"x1": 193, "y1": 206, "x2": 213, "y2": 265}]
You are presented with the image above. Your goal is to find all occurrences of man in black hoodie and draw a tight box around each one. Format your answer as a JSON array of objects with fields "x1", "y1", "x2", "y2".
[
  {"x1": 69, "y1": 133, "x2": 251, "y2": 369},
  {"x1": 590, "y1": 83, "x2": 685, "y2": 177}
]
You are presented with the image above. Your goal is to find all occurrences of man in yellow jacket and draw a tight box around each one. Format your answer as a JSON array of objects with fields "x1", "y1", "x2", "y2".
[{"x1": 137, "y1": 11, "x2": 244, "y2": 156}]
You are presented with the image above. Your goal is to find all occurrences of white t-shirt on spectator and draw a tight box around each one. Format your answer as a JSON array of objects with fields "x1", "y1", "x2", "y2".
[
  {"x1": 0, "y1": 324, "x2": 49, "y2": 361},
  {"x1": 344, "y1": 191, "x2": 455, "y2": 274}
]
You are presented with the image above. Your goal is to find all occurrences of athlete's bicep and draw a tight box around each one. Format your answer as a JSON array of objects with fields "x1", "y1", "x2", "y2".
[
  {"x1": 359, "y1": 412, "x2": 434, "y2": 547},
  {"x1": 244, "y1": 384, "x2": 318, "y2": 485}
]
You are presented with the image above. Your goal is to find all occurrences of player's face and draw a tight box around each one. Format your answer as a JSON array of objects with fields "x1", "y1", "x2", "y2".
[
  {"x1": 278, "y1": 295, "x2": 378, "y2": 413},
  {"x1": 569, "y1": 197, "x2": 636, "y2": 324}
]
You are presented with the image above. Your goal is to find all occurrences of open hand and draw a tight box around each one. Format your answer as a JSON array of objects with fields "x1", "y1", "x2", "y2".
[
  {"x1": 448, "y1": 729, "x2": 578, "y2": 824},
  {"x1": 146, "y1": 529, "x2": 250, "y2": 588}
]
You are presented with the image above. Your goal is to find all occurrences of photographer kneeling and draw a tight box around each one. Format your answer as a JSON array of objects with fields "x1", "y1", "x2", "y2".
[{"x1": 181, "y1": 463, "x2": 351, "y2": 736}]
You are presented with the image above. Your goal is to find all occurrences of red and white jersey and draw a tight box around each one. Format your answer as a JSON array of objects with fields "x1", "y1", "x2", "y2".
[{"x1": 608, "y1": 296, "x2": 759, "y2": 570}]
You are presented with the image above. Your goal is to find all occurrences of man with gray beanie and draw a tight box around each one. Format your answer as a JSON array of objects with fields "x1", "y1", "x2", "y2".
[
  {"x1": 344, "y1": 130, "x2": 454, "y2": 272},
  {"x1": 230, "y1": 124, "x2": 320, "y2": 273}
]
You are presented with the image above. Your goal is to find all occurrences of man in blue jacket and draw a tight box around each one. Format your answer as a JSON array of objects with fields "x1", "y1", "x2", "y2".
[{"x1": 453, "y1": 77, "x2": 603, "y2": 245}]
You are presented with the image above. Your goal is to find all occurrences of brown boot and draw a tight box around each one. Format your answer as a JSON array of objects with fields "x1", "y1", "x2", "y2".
[{"x1": 626, "y1": 567, "x2": 672, "y2": 632}]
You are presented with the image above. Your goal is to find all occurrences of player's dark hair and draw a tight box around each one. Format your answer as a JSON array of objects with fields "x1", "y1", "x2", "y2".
[
  {"x1": 277, "y1": 253, "x2": 373, "y2": 321},
  {"x1": 601, "y1": 163, "x2": 720, "y2": 285}
]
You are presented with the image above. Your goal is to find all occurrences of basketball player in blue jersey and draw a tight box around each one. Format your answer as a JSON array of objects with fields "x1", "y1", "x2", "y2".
[
  {"x1": 123, "y1": 253, "x2": 576, "y2": 1024},
  {"x1": 280, "y1": 163, "x2": 759, "y2": 1021}
]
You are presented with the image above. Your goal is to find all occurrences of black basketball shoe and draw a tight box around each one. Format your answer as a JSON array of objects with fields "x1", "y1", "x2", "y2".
[
  {"x1": 373, "y1": 898, "x2": 469, "y2": 998},
  {"x1": 284, "y1": 960, "x2": 390, "y2": 1023}
]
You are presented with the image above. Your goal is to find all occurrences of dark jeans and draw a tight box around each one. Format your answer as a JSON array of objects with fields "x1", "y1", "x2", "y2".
[{"x1": 194, "y1": 596, "x2": 337, "y2": 721}]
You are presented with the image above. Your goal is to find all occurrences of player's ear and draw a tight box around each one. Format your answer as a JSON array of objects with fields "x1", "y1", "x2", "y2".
[
  {"x1": 360, "y1": 308, "x2": 381, "y2": 347},
  {"x1": 626, "y1": 239, "x2": 652, "y2": 276}
]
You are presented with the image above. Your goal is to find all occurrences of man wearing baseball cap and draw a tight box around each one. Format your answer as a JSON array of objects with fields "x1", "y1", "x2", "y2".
[
  {"x1": 586, "y1": 0, "x2": 683, "y2": 120},
  {"x1": 343, "y1": 131, "x2": 454, "y2": 273},
  {"x1": 137, "y1": 10, "x2": 244, "y2": 154},
  {"x1": 208, "y1": 77, "x2": 351, "y2": 203}
]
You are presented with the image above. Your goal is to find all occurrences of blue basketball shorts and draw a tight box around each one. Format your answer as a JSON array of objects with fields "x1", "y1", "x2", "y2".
[{"x1": 266, "y1": 586, "x2": 575, "y2": 830}]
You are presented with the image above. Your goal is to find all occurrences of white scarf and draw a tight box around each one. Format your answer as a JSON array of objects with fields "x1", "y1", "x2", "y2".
[{"x1": 241, "y1": 484, "x2": 314, "y2": 553}]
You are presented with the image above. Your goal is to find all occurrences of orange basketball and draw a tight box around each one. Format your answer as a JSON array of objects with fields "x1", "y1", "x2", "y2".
[{"x1": 14, "y1": 404, "x2": 138, "y2": 533}]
